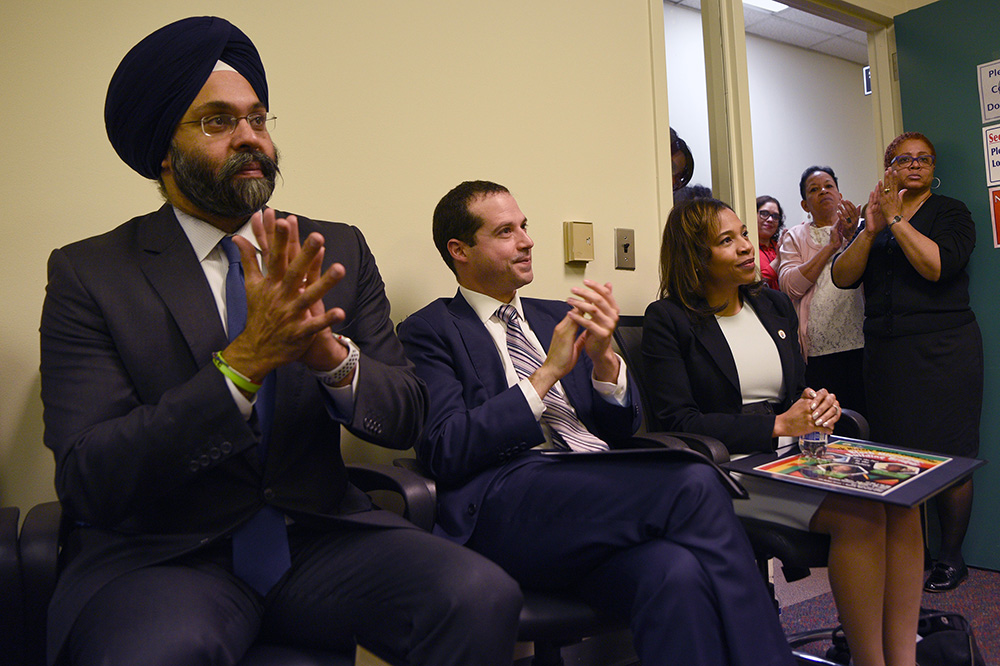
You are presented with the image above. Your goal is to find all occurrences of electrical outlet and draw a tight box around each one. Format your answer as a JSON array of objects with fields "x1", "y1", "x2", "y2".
[{"x1": 615, "y1": 228, "x2": 635, "y2": 270}]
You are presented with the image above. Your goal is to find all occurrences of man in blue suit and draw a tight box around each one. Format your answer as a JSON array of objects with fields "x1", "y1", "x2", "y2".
[{"x1": 397, "y1": 180, "x2": 797, "y2": 666}]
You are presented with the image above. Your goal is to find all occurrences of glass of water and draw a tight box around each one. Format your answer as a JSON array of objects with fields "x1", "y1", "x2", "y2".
[{"x1": 798, "y1": 431, "x2": 829, "y2": 462}]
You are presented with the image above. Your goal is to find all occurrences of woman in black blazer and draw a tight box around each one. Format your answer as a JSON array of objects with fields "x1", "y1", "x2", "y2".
[{"x1": 643, "y1": 198, "x2": 923, "y2": 666}]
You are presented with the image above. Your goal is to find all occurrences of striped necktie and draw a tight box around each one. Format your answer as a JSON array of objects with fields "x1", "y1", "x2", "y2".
[
  {"x1": 497, "y1": 304, "x2": 608, "y2": 452},
  {"x1": 219, "y1": 236, "x2": 291, "y2": 596}
]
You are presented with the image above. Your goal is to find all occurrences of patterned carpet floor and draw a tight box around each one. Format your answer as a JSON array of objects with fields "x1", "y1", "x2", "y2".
[{"x1": 778, "y1": 566, "x2": 1000, "y2": 663}]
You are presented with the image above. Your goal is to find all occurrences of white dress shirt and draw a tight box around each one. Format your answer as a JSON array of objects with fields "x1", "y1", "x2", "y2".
[
  {"x1": 174, "y1": 207, "x2": 356, "y2": 419},
  {"x1": 459, "y1": 286, "x2": 628, "y2": 448},
  {"x1": 716, "y1": 301, "x2": 794, "y2": 452}
]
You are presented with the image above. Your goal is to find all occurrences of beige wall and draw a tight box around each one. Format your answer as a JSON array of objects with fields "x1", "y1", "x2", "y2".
[{"x1": 0, "y1": 0, "x2": 672, "y2": 509}]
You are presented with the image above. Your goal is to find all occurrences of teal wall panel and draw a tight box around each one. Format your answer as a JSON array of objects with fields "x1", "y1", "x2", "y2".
[{"x1": 895, "y1": 0, "x2": 1000, "y2": 570}]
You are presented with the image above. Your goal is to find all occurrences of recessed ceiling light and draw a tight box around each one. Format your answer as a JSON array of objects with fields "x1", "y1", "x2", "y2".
[{"x1": 744, "y1": 0, "x2": 788, "y2": 13}]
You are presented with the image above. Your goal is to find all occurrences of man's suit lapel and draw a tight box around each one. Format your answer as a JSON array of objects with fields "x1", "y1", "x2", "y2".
[
  {"x1": 447, "y1": 292, "x2": 509, "y2": 396},
  {"x1": 136, "y1": 206, "x2": 268, "y2": 473},
  {"x1": 522, "y1": 300, "x2": 588, "y2": 401},
  {"x1": 523, "y1": 300, "x2": 556, "y2": 351},
  {"x1": 446, "y1": 292, "x2": 591, "y2": 406},
  {"x1": 135, "y1": 205, "x2": 229, "y2": 365}
]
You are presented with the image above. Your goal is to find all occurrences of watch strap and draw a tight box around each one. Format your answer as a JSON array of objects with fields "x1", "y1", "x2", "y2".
[{"x1": 314, "y1": 334, "x2": 360, "y2": 386}]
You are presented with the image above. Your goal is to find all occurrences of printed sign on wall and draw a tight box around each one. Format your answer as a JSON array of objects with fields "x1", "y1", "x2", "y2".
[
  {"x1": 984, "y1": 124, "x2": 1000, "y2": 187},
  {"x1": 978, "y1": 59, "x2": 1000, "y2": 124}
]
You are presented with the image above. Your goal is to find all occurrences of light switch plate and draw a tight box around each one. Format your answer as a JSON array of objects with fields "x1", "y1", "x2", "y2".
[{"x1": 615, "y1": 228, "x2": 635, "y2": 270}]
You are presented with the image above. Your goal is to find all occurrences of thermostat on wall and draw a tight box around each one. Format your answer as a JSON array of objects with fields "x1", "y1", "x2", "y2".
[{"x1": 564, "y1": 221, "x2": 594, "y2": 263}]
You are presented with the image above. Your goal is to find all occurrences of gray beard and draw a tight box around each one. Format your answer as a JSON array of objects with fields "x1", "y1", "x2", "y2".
[{"x1": 169, "y1": 144, "x2": 280, "y2": 220}]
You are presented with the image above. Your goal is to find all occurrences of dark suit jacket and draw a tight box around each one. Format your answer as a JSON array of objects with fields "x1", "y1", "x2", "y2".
[
  {"x1": 641, "y1": 288, "x2": 805, "y2": 455},
  {"x1": 39, "y1": 204, "x2": 425, "y2": 660},
  {"x1": 397, "y1": 291, "x2": 641, "y2": 543}
]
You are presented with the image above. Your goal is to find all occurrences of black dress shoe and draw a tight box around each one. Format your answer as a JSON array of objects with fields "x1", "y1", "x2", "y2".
[{"x1": 924, "y1": 561, "x2": 968, "y2": 592}]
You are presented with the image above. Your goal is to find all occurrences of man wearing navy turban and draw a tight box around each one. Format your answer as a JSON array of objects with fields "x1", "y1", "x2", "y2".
[{"x1": 40, "y1": 16, "x2": 521, "y2": 666}]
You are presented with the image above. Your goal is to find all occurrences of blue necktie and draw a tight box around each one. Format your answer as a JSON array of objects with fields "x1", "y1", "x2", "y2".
[
  {"x1": 219, "y1": 237, "x2": 291, "y2": 596},
  {"x1": 497, "y1": 304, "x2": 608, "y2": 452}
]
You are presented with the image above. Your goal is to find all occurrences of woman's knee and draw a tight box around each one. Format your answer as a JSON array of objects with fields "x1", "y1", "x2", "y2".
[{"x1": 811, "y1": 494, "x2": 886, "y2": 536}]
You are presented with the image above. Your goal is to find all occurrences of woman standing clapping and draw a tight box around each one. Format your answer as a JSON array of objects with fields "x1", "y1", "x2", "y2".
[
  {"x1": 832, "y1": 132, "x2": 983, "y2": 593},
  {"x1": 778, "y1": 167, "x2": 867, "y2": 416}
]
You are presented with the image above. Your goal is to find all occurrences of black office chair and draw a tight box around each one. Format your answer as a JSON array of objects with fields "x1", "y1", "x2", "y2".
[
  {"x1": 614, "y1": 315, "x2": 868, "y2": 666},
  {"x1": 17, "y1": 467, "x2": 443, "y2": 666},
  {"x1": 390, "y1": 458, "x2": 634, "y2": 666},
  {"x1": 1, "y1": 505, "x2": 25, "y2": 666},
  {"x1": 614, "y1": 314, "x2": 841, "y2": 574},
  {"x1": 18, "y1": 464, "x2": 638, "y2": 666}
]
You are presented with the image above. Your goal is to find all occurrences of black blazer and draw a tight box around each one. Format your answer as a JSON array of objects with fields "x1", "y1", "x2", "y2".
[
  {"x1": 397, "y1": 292, "x2": 641, "y2": 544},
  {"x1": 641, "y1": 288, "x2": 805, "y2": 454},
  {"x1": 39, "y1": 204, "x2": 424, "y2": 660}
]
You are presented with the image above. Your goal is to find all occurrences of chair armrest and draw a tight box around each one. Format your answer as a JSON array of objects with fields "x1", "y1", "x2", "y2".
[
  {"x1": 836, "y1": 408, "x2": 869, "y2": 440},
  {"x1": 0, "y1": 506, "x2": 25, "y2": 666},
  {"x1": 627, "y1": 433, "x2": 745, "y2": 499},
  {"x1": 20, "y1": 502, "x2": 62, "y2": 597},
  {"x1": 390, "y1": 458, "x2": 436, "y2": 498},
  {"x1": 20, "y1": 501, "x2": 62, "y2": 666},
  {"x1": 347, "y1": 464, "x2": 436, "y2": 532},
  {"x1": 630, "y1": 431, "x2": 730, "y2": 463},
  {"x1": 739, "y1": 516, "x2": 830, "y2": 582}
]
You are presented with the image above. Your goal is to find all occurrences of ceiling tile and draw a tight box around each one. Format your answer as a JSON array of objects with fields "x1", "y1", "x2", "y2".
[
  {"x1": 777, "y1": 7, "x2": 849, "y2": 35},
  {"x1": 663, "y1": 1, "x2": 868, "y2": 66},
  {"x1": 742, "y1": 5, "x2": 774, "y2": 27},
  {"x1": 841, "y1": 29, "x2": 868, "y2": 46},
  {"x1": 809, "y1": 36, "x2": 869, "y2": 65},
  {"x1": 746, "y1": 16, "x2": 829, "y2": 49}
]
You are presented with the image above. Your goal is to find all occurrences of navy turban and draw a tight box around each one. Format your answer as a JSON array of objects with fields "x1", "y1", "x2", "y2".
[{"x1": 105, "y1": 16, "x2": 269, "y2": 179}]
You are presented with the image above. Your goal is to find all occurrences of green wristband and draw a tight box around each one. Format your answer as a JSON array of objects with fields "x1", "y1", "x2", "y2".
[{"x1": 212, "y1": 352, "x2": 261, "y2": 394}]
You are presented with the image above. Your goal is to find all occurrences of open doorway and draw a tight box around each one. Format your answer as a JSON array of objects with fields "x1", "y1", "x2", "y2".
[{"x1": 662, "y1": 0, "x2": 879, "y2": 227}]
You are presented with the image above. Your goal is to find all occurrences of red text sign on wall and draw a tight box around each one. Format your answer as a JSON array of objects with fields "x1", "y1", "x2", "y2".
[{"x1": 984, "y1": 125, "x2": 1000, "y2": 187}]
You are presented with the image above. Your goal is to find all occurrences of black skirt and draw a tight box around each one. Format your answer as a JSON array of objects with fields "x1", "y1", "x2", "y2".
[{"x1": 863, "y1": 320, "x2": 983, "y2": 458}]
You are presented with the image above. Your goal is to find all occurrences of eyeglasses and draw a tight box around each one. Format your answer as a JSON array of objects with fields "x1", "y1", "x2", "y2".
[
  {"x1": 757, "y1": 210, "x2": 780, "y2": 221},
  {"x1": 179, "y1": 113, "x2": 277, "y2": 137},
  {"x1": 891, "y1": 154, "x2": 935, "y2": 169}
]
